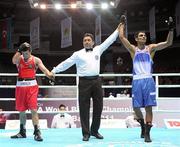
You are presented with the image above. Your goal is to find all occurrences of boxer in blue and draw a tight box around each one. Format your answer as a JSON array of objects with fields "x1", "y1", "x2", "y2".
[{"x1": 118, "y1": 15, "x2": 174, "y2": 142}]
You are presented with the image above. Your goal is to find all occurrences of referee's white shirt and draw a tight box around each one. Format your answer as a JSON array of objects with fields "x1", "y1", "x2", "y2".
[{"x1": 52, "y1": 30, "x2": 118, "y2": 76}]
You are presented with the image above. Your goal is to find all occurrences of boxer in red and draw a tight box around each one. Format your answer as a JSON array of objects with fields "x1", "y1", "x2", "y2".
[{"x1": 11, "y1": 42, "x2": 54, "y2": 141}]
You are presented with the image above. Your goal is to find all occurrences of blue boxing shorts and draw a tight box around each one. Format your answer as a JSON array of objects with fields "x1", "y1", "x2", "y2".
[{"x1": 132, "y1": 78, "x2": 157, "y2": 108}]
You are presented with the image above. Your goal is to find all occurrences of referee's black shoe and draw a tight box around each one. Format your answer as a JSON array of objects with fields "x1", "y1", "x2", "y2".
[
  {"x1": 82, "y1": 134, "x2": 90, "y2": 141},
  {"x1": 91, "y1": 132, "x2": 104, "y2": 139}
]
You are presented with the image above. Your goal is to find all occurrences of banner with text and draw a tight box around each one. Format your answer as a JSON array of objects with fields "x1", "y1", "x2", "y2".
[
  {"x1": 61, "y1": 17, "x2": 72, "y2": 48},
  {"x1": 95, "y1": 15, "x2": 101, "y2": 45},
  {"x1": 30, "y1": 17, "x2": 40, "y2": 50},
  {"x1": 0, "y1": 18, "x2": 12, "y2": 49},
  {"x1": 176, "y1": 0, "x2": 180, "y2": 37},
  {"x1": 149, "y1": 6, "x2": 156, "y2": 42}
]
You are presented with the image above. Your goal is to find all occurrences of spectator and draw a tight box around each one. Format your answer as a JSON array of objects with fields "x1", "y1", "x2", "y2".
[{"x1": 51, "y1": 104, "x2": 76, "y2": 128}]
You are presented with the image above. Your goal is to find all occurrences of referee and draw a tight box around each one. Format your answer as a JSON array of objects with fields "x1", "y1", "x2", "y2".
[{"x1": 51, "y1": 24, "x2": 120, "y2": 141}]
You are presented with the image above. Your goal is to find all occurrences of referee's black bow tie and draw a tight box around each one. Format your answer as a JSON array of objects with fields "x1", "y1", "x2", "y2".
[{"x1": 85, "y1": 48, "x2": 93, "y2": 52}]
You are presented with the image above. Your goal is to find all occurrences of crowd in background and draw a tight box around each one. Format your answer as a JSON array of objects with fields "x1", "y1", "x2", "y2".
[{"x1": 0, "y1": 50, "x2": 180, "y2": 86}]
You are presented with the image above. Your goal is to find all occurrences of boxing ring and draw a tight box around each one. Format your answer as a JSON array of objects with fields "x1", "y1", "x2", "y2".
[{"x1": 0, "y1": 73, "x2": 180, "y2": 147}]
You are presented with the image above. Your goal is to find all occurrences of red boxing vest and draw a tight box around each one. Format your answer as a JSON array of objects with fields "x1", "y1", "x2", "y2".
[{"x1": 17, "y1": 56, "x2": 36, "y2": 79}]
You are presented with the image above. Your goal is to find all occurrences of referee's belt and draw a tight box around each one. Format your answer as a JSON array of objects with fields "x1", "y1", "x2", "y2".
[
  {"x1": 17, "y1": 78, "x2": 36, "y2": 81},
  {"x1": 79, "y1": 75, "x2": 99, "y2": 80}
]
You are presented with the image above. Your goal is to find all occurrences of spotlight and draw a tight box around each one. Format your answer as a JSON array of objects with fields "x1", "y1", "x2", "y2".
[
  {"x1": 110, "y1": 1, "x2": 115, "y2": 6},
  {"x1": 55, "y1": 3, "x2": 61, "y2": 9},
  {"x1": 29, "y1": 0, "x2": 119, "y2": 9},
  {"x1": 33, "y1": 2, "x2": 39, "y2": 7},
  {"x1": 71, "y1": 3, "x2": 77, "y2": 9},
  {"x1": 40, "y1": 4, "x2": 46, "y2": 9},
  {"x1": 101, "y1": 3, "x2": 108, "y2": 9},
  {"x1": 86, "y1": 3, "x2": 93, "y2": 10}
]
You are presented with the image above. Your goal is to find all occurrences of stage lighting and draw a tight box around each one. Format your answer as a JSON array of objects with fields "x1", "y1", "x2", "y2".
[
  {"x1": 71, "y1": 3, "x2": 77, "y2": 9},
  {"x1": 86, "y1": 3, "x2": 93, "y2": 10},
  {"x1": 110, "y1": 1, "x2": 115, "y2": 7},
  {"x1": 33, "y1": 2, "x2": 39, "y2": 7},
  {"x1": 28, "y1": 0, "x2": 120, "y2": 9},
  {"x1": 55, "y1": 3, "x2": 61, "y2": 9},
  {"x1": 40, "y1": 4, "x2": 46, "y2": 9},
  {"x1": 101, "y1": 3, "x2": 108, "y2": 9}
]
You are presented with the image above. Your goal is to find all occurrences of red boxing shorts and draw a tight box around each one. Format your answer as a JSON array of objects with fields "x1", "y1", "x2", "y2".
[{"x1": 15, "y1": 80, "x2": 39, "y2": 111}]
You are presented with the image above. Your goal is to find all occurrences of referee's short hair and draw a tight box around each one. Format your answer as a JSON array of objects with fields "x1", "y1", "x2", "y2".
[{"x1": 83, "y1": 33, "x2": 94, "y2": 41}]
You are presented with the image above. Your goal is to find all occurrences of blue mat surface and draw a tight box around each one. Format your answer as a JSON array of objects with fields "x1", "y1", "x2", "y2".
[{"x1": 0, "y1": 128, "x2": 180, "y2": 147}]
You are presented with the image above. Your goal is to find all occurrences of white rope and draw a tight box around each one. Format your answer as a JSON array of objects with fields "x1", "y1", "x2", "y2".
[
  {"x1": 102, "y1": 85, "x2": 132, "y2": 88},
  {"x1": 0, "y1": 85, "x2": 77, "y2": 88},
  {"x1": 100, "y1": 73, "x2": 132, "y2": 77},
  {"x1": 0, "y1": 73, "x2": 180, "y2": 115},
  {"x1": 1, "y1": 109, "x2": 180, "y2": 114},
  {"x1": 0, "y1": 97, "x2": 180, "y2": 101},
  {"x1": 153, "y1": 73, "x2": 180, "y2": 76},
  {"x1": 0, "y1": 98, "x2": 77, "y2": 101},
  {"x1": 0, "y1": 73, "x2": 77, "y2": 77},
  {"x1": 0, "y1": 84, "x2": 179, "y2": 88},
  {"x1": 0, "y1": 73, "x2": 179, "y2": 89},
  {"x1": 158, "y1": 85, "x2": 180, "y2": 88},
  {"x1": 0, "y1": 73, "x2": 18, "y2": 76},
  {"x1": 1, "y1": 73, "x2": 180, "y2": 77}
]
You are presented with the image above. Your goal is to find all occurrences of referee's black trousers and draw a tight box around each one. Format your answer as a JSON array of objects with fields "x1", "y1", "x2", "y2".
[{"x1": 78, "y1": 77, "x2": 103, "y2": 136}]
